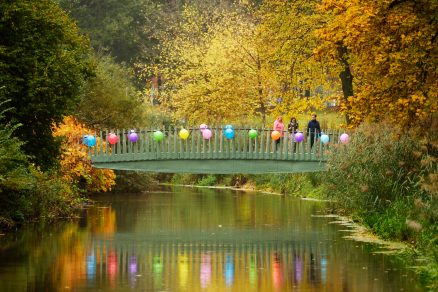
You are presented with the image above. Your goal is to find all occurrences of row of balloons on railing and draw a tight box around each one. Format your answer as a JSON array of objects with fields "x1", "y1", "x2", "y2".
[{"x1": 82, "y1": 124, "x2": 349, "y2": 147}]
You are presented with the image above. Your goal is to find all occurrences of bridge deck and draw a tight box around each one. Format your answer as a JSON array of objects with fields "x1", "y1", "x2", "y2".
[{"x1": 92, "y1": 159, "x2": 326, "y2": 174}]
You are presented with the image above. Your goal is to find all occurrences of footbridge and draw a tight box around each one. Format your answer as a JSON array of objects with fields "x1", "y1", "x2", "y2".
[{"x1": 89, "y1": 127, "x2": 343, "y2": 174}]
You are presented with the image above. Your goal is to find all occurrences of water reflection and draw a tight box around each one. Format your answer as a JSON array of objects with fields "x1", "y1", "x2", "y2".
[{"x1": 0, "y1": 188, "x2": 424, "y2": 291}]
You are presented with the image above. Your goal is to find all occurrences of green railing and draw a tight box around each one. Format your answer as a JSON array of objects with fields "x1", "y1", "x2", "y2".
[{"x1": 89, "y1": 127, "x2": 343, "y2": 164}]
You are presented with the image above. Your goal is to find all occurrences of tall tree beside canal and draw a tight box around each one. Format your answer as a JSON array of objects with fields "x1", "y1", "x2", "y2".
[
  {"x1": 0, "y1": 0, "x2": 94, "y2": 169},
  {"x1": 316, "y1": 0, "x2": 438, "y2": 128}
]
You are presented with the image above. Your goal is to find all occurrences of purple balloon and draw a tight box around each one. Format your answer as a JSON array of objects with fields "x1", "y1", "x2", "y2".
[
  {"x1": 202, "y1": 129, "x2": 212, "y2": 139},
  {"x1": 294, "y1": 132, "x2": 304, "y2": 142},
  {"x1": 129, "y1": 132, "x2": 138, "y2": 143},
  {"x1": 340, "y1": 133, "x2": 349, "y2": 144}
]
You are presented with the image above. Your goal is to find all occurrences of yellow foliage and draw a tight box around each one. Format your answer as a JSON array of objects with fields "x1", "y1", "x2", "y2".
[
  {"x1": 53, "y1": 116, "x2": 115, "y2": 192},
  {"x1": 317, "y1": 0, "x2": 438, "y2": 128}
]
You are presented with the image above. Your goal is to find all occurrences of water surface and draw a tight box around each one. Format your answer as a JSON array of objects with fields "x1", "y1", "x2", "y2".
[{"x1": 0, "y1": 187, "x2": 423, "y2": 291}]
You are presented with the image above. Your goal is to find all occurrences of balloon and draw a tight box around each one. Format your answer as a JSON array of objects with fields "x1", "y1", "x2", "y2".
[
  {"x1": 225, "y1": 124, "x2": 233, "y2": 130},
  {"x1": 129, "y1": 132, "x2": 138, "y2": 143},
  {"x1": 224, "y1": 128, "x2": 234, "y2": 139},
  {"x1": 340, "y1": 133, "x2": 349, "y2": 144},
  {"x1": 320, "y1": 134, "x2": 329, "y2": 144},
  {"x1": 153, "y1": 131, "x2": 164, "y2": 142},
  {"x1": 179, "y1": 129, "x2": 189, "y2": 140},
  {"x1": 83, "y1": 135, "x2": 96, "y2": 147},
  {"x1": 294, "y1": 132, "x2": 304, "y2": 143},
  {"x1": 199, "y1": 124, "x2": 208, "y2": 131},
  {"x1": 202, "y1": 129, "x2": 212, "y2": 139},
  {"x1": 107, "y1": 133, "x2": 118, "y2": 145},
  {"x1": 248, "y1": 129, "x2": 258, "y2": 139},
  {"x1": 271, "y1": 130, "x2": 281, "y2": 141},
  {"x1": 82, "y1": 135, "x2": 89, "y2": 145}
]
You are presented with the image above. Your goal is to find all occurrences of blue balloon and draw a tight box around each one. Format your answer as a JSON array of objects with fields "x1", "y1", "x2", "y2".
[
  {"x1": 320, "y1": 134, "x2": 329, "y2": 144},
  {"x1": 224, "y1": 128, "x2": 235, "y2": 139},
  {"x1": 86, "y1": 135, "x2": 97, "y2": 147},
  {"x1": 82, "y1": 135, "x2": 89, "y2": 145}
]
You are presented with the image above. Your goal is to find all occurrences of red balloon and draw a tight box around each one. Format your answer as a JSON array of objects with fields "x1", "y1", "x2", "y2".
[{"x1": 107, "y1": 133, "x2": 119, "y2": 145}]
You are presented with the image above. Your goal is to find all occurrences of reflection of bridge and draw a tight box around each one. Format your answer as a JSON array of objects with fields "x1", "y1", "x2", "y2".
[{"x1": 90, "y1": 128, "x2": 343, "y2": 173}]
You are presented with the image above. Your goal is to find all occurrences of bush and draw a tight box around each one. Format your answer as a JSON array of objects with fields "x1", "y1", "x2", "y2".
[
  {"x1": 197, "y1": 175, "x2": 218, "y2": 186},
  {"x1": 321, "y1": 121, "x2": 438, "y2": 288}
]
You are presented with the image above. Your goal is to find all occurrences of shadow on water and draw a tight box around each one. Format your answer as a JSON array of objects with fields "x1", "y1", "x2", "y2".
[{"x1": 0, "y1": 186, "x2": 425, "y2": 291}]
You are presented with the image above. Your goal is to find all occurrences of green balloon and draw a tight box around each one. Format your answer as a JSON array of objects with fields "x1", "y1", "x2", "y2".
[
  {"x1": 248, "y1": 129, "x2": 258, "y2": 139},
  {"x1": 153, "y1": 130, "x2": 164, "y2": 141}
]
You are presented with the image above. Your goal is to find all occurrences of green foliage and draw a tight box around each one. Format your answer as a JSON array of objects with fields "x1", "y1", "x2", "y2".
[
  {"x1": 0, "y1": 0, "x2": 94, "y2": 169},
  {"x1": 0, "y1": 105, "x2": 82, "y2": 228},
  {"x1": 111, "y1": 170, "x2": 158, "y2": 193},
  {"x1": 58, "y1": 0, "x2": 160, "y2": 66},
  {"x1": 76, "y1": 55, "x2": 147, "y2": 128},
  {"x1": 323, "y1": 123, "x2": 423, "y2": 211},
  {"x1": 321, "y1": 121, "x2": 438, "y2": 288},
  {"x1": 197, "y1": 175, "x2": 217, "y2": 187}
]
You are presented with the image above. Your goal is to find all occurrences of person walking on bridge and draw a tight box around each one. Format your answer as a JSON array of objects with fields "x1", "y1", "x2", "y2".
[
  {"x1": 288, "y1": 117, "x2": 299, "y2": 152},
  {"x1": 306, "y1": 113, "x2": 321, "y2": 149},
  {"x1": 273, "y1": 116, "x2": 285, "y2": 151}
]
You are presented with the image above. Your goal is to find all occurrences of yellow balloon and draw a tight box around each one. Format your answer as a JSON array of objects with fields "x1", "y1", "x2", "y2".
[{"x1": 179, "y1": 129, "x2": 189, "y2": 140}]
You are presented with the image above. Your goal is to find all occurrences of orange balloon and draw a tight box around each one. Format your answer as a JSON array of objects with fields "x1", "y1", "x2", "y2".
[{"x1": 271, "y1": 130, "x2": 281, "y2": 140}]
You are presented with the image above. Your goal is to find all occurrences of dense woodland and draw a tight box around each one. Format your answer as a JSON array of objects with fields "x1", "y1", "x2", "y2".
[{"x1": 0, "y1": 0, "x2": 437, "y2": 288}]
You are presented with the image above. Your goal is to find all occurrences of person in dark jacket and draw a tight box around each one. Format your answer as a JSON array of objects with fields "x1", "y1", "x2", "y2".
[{"x1": 306, "y1": 114, "x2": 321, "y2": 149}]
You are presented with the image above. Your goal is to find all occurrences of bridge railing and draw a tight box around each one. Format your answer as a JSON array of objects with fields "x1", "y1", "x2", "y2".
[{"x1": 89, "y1": 127, "x2": 343, "y2": 163}]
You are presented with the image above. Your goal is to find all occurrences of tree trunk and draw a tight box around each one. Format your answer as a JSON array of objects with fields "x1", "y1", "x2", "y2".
[
  {"x1": 337, "y1": 44, "x2": 354, "y2": 125},
  {"x1": 257, "y1": 58, "x2": 266, "y2": 127}
]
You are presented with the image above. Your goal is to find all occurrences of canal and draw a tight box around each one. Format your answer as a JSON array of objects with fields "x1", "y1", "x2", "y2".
[{"x1": 0, "y1": 186, "x2": 423, "y2": 291}]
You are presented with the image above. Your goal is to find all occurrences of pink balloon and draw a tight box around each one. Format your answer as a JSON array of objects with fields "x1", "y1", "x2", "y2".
[
  {"x1": 340, "y1": 133, "x2": 349, "y2": 144},
  {"x1": 107, "y1": 133, "x2": 119, "y2": 145},
  {"x1": 294, "y1": 132, "x2": 304, "y2": 142},
  {"x1": 202, "y1": 129, "x2": 212, "y2": 139},
  {"x1": 199, "y1": 124, "x2": 208, "y2": 131}
]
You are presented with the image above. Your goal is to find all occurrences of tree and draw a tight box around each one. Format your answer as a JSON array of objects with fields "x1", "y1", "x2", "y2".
[
  {"x1": 0, "y1": 0, "x2": 94, "y2": 169},
  {"x1": 257, "y1": 0, "x2": 339, "y2": 120},
  {"x1": 76, "y1": 55, "x2": 147, "y2": 129},
  {"x1": 58, "y1": 0, "x2": 161, "y2": 66},
  {"x1": 158, "y1": 4, "x2": 272, "y2": 124},
  {"x1": 53, "y1": 116, "x2": 116, "y2": 193},
  {"x1": 316, "y1": 0, "x2": 438, "y2": 128}
]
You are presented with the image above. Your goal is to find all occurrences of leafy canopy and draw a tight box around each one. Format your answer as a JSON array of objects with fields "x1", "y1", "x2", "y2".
[
  {"x1": 316, "y1": 0, "x2": 438, "y2": 127},
  {"x1": 0, "y1": 0, "x2": 94, "y2": 169}
]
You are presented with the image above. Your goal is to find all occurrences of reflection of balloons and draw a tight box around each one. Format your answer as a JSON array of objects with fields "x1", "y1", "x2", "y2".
[
  {"x1": 225, "y1": 124, "x2": 233, "y2": 130},
  {"x1": 294, "y1": 132, "x2": 304, "y2": 143},
  {"x1": 202, "y1": 129, "x2": 212, "y2": 139},
  {"x1": 129, "y1": 132, "x2": 138, "y2": 143},
  {"x1": 129, "y1": 256, "x2": 137, "y2": 274},
  {"x1": 271, "y1": 130, "x2": 281, "y2": 141},
  {"x1": 248, "y1": 129, "x2": 258, "y2": 139},
  {"x1": 320, "y1": 134, "x2": 329, "y2": 144},
  {"x1": 107, "y1": 133, "x2": 118, "y2": 145},
  {"x1": 153, "y1": 131, "x2": 164, "y2": 142},
  {"x1": 224, "y1": 128, "x2": 234, "y2": 139},
  {"x1": 340, "y1": 133, "x2": 349, "y2": 144},
  {"x1": 179, "y1": 129, "x2": 189, "y2": 140},
  {"x1": 199, "y1": 124, "x2": 208, "y2": 131}
]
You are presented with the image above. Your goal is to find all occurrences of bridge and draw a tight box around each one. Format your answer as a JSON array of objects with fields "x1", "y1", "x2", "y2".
[{"x1": 89, "y1": 127, "x2": 343, "y2": 174}]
